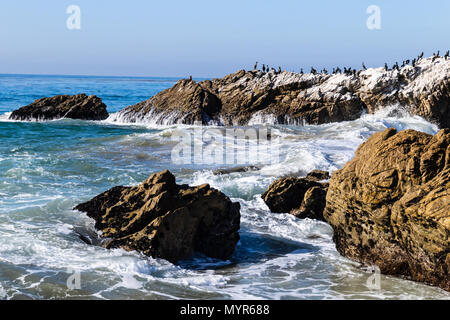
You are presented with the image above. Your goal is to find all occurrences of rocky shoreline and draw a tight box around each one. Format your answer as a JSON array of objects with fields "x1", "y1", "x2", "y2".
[
  {"x1": 112, "y1": 56, "x2": 449, "y2": 128},
  {"x1": 7, "y1": 55, "x2": 449, "y2": 292},
  {"x1": 8, "y1": 55, "x2": 450, "y2": 128},
  {"x1": 259, "y1": 128, "x2": 449, "y2": 291}
]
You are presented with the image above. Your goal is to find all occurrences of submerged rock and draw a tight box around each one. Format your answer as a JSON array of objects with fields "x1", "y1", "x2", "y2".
[
  {"x1": 213, "y1": 165, "x2": 260, "y2": 175},
  {"x1": 324, "y1": 128, "x2": 450, "y2": 291},
  {"x1": 113, "y1": 56, "x2": 449, "y2": 128},
  {"x1": 261, "y1": 171, "x2": 329, "y2": 221},
  {"x1": 9, "y1": 94, "x2": 108, "y2": 121},
  {"x1": 74, "y1": 170, "x2": 240, "y2": 264}
]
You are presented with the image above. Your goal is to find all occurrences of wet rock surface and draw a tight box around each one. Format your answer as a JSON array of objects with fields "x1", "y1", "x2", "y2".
[
  {"x1": 74, "y1": 170, "x2": 241, "y2": 264},
  {"x1": 324, "y1": 128, "x2": 450, "y2": 291},
  {"x1": 261, "y1": 171, "x2": 329, "y2": 221}
]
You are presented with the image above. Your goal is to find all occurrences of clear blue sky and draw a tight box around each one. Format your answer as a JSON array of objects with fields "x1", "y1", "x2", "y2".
[{"x1": 1, "y1": 0, "x2": 449, "y2": 77}]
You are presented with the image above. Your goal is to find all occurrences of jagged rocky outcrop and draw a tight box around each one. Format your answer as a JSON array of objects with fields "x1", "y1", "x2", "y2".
[
  {"x1": 74, "y1": 170, "x2": 241, "y2": 263},
  {"x1": 9, "y1": 94, "x2": 109, "y2": 121},
  {"x1": 112, "y1": 56, "x2": 449, "y2": 128},
  {"x1": 261, "y1": 171, "x2": 329, "y2": 221},
  {"x1": 324, "y1": 128, "x2": 450, "y2": 291}
]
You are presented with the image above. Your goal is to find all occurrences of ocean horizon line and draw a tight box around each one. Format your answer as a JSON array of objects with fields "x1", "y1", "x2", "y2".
[{"x1": 0, "y1": 72, "x2": 211, "y2": 81}]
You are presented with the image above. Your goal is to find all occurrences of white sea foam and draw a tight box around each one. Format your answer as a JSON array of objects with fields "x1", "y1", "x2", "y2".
[
  {"x1": 0, "y1": 112, "x2": 12, "y2": 122},
  {"x1": 0, "y1": 105, "x2": 448, "y2": 300}
]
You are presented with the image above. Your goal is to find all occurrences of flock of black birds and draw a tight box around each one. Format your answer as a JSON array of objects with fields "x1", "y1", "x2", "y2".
[
  {"x1": 253, "y1": 62, "x2": 283, "y2": 74},
  {"x1": 252, "y1": 50, "x2": 449, "y2": 76}
]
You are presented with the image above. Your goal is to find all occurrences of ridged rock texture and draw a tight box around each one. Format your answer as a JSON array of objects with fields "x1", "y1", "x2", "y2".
[
  {"x1": 74, "y1": 170, "x2": 241, "y2": 264},
  {"x1": 261, "y1": 170, "x2": 329, "y2": 221},
  {"x1": 9, "y1": 94, "x2": 109, "y2": 121},
  {"x1": 324, "y1": 128, "x2": 450, "y2": 291},
  {"x1": 112, "y1": 56, "x2": 449, "y2": 128}
]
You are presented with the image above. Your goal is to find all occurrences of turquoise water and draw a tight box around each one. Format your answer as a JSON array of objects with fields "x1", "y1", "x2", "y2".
[{"x1": 0, "y1": 75, "x2": 448, "y2": 300}]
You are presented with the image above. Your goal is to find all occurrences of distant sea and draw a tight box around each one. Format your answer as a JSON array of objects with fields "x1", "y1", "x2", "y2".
[{"x1": 0, "y1": 73, "x2": 180, "y2": 114}]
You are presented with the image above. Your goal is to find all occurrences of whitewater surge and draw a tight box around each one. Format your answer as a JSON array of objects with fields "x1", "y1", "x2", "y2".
[
  {"x1": 1, "y1": 100, "x2": 448, "y2": 300},
  {"x1": 0, "y1": 74, "x2": 447, "y2": 300}
]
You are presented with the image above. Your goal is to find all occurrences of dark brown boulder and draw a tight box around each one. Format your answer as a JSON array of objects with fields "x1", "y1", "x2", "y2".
[
  {"x1": 74, "y1": 170, "x2": 240, "y2": 263},
  {"x1": 114, "y1": 79, "x2": 221, "y2": 124},
  {"x1": 324, "y1": 128, "x2": 450, "y2": 291},
  {"x1": 261, "y1": 172, "x2": 329, "y2": 221},
  {"x1": 9, "y1": 94, "x2": 109, "y2": 121},
  {"x1": 291, "y1": 186, "x2": 327, "y2": 221}
]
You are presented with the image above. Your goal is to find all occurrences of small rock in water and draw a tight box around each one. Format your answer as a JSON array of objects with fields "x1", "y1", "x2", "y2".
[
  {"x1": 9, "y1": 94, "x2": 109, "y2": 121},
  {"x1": 74, "y1": 170, "x2": 241, "y2": 264},
  {"x1": 213, "y1": 165, "x2": 259, "y2": 175},
  {"x1": 261, "y1": 171, "x2": 328, "y2": 221}
]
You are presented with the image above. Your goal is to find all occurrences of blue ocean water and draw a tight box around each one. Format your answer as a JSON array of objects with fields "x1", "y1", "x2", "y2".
[
  {"x1": 0, "y1": 74, "x2": 448, "y2": 300},
  {"x1": 0, "y1": 74, "x2": 179, "y2": 114}
]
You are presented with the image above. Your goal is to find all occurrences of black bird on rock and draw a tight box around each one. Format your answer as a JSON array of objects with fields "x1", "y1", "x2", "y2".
[
  {"x1": 254, "y1": 62, "x2": 258, "y2": 70},
  {"x1": 384, "y1": 63, "x2": 389, "y2": 71},
  {"x1": 362, "y1": 62, "x2": 367, "y2": 70},
  {"x1": 311, "y1": 67, "x2": 317, "y2": 75},
  {"x1": 445, "y1": 51, "x2": 449, "y2": 59}
]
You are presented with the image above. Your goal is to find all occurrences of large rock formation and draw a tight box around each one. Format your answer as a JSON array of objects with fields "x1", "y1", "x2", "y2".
[
  {"x1": 324, "y1": 128, "x2": 450, "y2": 291},
  {"x1": 261, "y1": 171, "x2": 329, "y2": 221},
  {"x1": 9, "y1": 94, "x2": 109, "y2": 121},
  {"x1": 112, "y1": 56, "x2": 449, "y2": 128},
  {"x1": 111, "y1": 79, "x2": 221, "y2": 125},
  {"x1": 74, "y1": 170, "x2": 240, "y2": 263}
]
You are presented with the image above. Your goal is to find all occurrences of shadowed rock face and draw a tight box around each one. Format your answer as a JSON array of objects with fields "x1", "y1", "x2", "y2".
[
  {"x1": 112, "y1": 79, "x2": 222, "y2": 125},
  {"x1": 74, "y1": 170, "x2": 241, "y2": 264},
  {"x1": 324, "y1": 128, "x2": 450, "y2": 291},
  {"x1": 113, "y1": 56, "x2": 450, "y2": 127},
  {"x1": 261, "y1": 172, "x2": 329, "y2": 221},
  {"x1": 9, "y1": 94, "x2": 109, "y2": 121}
]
